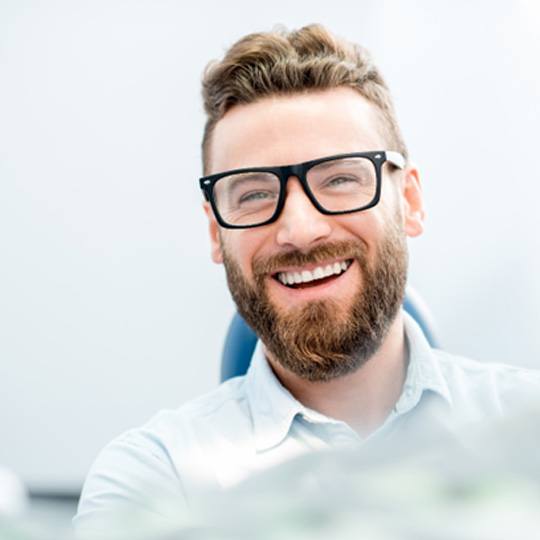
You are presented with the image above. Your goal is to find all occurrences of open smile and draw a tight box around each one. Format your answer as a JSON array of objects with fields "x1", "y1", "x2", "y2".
[{"x1": 272, "y1": 259, "x2": 354, "y2": 289}]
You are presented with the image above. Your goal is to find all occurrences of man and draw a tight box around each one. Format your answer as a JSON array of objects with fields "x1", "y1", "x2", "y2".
[{"x1": 74, "y1": 24, "x2": 539, "y2": 535}]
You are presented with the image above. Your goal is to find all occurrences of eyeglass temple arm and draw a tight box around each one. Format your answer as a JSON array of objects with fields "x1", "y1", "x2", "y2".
[{"x1": 385, "y1": 151, "x2": 406, "y2": 170}]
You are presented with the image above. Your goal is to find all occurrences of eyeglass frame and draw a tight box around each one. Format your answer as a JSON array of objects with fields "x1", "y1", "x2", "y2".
[{"x1": 199, "y1": 150, "x2": 406, "y2": 230}]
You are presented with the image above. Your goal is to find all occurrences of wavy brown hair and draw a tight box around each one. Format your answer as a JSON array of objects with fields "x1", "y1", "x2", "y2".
[{"x1": 201, "y1": 24, "x2": 407, "y2": 174}]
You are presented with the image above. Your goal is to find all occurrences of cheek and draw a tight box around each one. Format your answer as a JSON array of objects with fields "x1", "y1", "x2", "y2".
[
  {"x1": 222, "y1": 230, "x2": 269, "y2": 278},
  {"x1": 338, "y1": 212, "x2": 387, "y2": 245}
]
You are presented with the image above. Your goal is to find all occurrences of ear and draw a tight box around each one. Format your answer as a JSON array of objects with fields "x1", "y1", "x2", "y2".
[
  {"x1": 203, "y1": 202, "x2": 224, "y2": 264},
  {"x1": 401, "y1": 165, "x2": 425, "y2": 238}
]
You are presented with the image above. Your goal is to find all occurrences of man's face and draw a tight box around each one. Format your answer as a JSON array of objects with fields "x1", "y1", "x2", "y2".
[{"x1": 204, "y1": 87, "x2": 424, "y2": 381}]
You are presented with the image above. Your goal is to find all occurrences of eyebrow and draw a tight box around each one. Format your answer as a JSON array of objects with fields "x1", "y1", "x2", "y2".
[{"x1": 309, "y1": 158, "x2": 366, "y2": 172}]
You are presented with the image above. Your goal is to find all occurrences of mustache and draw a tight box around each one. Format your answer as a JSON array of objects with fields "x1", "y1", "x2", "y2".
[{"x1": 252, "y1": 240, "x2": 368, "y2": 277}]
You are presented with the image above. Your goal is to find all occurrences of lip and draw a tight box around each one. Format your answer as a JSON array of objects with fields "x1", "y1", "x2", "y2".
[{"x1": 267, "y1": 259, "x2": 358, "y2": 304}]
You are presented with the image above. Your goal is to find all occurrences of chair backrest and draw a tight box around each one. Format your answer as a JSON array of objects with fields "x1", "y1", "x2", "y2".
[{"x1": 220, "y1": 287, "x2": 439, "y2": 382}]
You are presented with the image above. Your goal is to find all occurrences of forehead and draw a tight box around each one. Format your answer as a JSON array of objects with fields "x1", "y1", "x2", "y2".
[{"x1": 209, "y1": 87, "x2": 387, "y2": 174}]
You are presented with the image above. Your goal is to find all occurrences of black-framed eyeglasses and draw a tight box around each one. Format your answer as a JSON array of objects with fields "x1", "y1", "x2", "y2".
[{"x1": 199, "y1": 150, "x2": 405, "y2": 229}]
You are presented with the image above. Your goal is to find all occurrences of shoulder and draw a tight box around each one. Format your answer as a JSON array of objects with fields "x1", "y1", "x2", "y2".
[
  {"x1": 74, "y1": 376, "x2": 250, "y2": 534},
  {"x1": 432, "y1": 349, "x2": 540, "y2": 415},
  {"x1": 139, "y1": 375, "x2": 249, "y2": 437},
  {"x1": 434, "y1": 348, "x2": 540, "y2": 385},
  {"x1": 94, "y1": 374, "x2": 250, "y2": 471}
]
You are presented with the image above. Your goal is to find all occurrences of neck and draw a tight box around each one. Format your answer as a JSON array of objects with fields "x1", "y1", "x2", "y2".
[{"x1": 265, "y1": 312, "x2": 408, "y2": 437}]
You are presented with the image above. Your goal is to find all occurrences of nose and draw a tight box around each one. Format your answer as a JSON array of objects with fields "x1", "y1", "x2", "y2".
[{"x1": 275, "y1": 177, "x2": 332, "y2": 250}]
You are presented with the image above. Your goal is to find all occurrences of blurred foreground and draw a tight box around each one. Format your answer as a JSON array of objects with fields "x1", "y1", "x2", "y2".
[{"x1": 2, "y1": 403, "x2": 540, "y2": 540}]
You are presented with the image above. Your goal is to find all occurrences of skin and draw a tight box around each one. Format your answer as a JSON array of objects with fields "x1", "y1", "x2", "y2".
[{"x1": 203, "y1": 87, "x2": 425, "y2": 436}]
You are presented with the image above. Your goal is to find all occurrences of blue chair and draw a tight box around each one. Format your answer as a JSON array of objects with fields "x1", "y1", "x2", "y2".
[{"x1": 221, "y1": 287, "x2": 439, "y2": 382}]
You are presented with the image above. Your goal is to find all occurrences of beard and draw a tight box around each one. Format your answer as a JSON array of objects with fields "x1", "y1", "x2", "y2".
[{"x1": 221, "y1": 220, "x2": 408, "y2": 382}]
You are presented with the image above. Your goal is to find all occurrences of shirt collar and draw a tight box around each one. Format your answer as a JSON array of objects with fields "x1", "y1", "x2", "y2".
[
  {"x1": 245, "y1": 310, "x2": 453, "y2": 451},
  {"x1": 396, "y1": 312, "x2": 453, "y2": 414},
  {"x1": 245, "y1": 341, "x2": 302, "y2": 451},
  {"x1": 246, "y1": 343, "x2": 338, "y2": 452}
]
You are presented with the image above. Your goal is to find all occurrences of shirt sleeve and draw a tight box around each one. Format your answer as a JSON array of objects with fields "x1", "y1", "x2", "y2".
[{"x1": 73, "y1": 429, "x2": 189, "y2": 538}]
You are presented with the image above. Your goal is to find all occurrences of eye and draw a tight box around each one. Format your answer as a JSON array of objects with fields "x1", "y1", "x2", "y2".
[
  {"x1": 324, "y1": 174, "x2": 360, "y2": 188},
  {"x1": 238, "y1": 190, "x2": 277, "y2": 204}
]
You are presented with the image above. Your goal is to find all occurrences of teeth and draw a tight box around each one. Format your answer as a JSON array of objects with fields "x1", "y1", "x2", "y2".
[
  {"x1": 323, "y1": 265, "x2": 334, "y2": 277},
  {"x1": 277, "y1": 260, "x2": 351, "y2": 287}
]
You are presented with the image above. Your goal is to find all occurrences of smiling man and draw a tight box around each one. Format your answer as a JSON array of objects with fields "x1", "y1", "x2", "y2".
[
  {"x1": 74, "y1": 24, "x2": 540, "y2": 535},
  {"x1": 201, "y1": 86, "x2": 419, "y2": 435}
]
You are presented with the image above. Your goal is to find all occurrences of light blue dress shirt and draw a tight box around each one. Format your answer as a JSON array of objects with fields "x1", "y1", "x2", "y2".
[{"x1": 74, "y1": 313, "x2": 540, "y2": 535}]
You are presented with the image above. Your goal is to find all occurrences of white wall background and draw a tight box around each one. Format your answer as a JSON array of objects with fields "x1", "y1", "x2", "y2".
[{"x1": 1, "y1": 0, "x2": 539, "y2": 491}]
